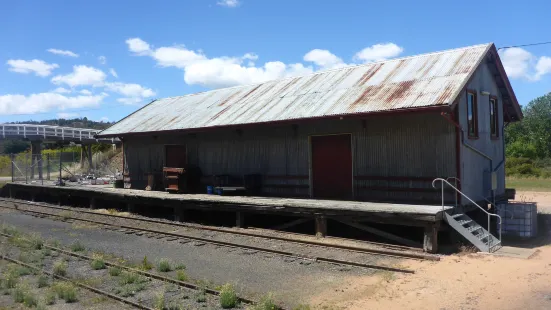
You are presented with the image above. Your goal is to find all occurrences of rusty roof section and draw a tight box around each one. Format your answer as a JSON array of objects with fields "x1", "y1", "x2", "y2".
[{"x1": 99, "y1": 43, "x2": 498, "y2": 137}]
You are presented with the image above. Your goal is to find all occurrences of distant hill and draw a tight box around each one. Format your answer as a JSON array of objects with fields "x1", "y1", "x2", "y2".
[{"x1": 10, "y1": 117, "x2": 113, "y2": 130}]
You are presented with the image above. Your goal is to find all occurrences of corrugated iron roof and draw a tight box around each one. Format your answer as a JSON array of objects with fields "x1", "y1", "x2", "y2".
[{"x1": 99, "y1": 43, "x2": 494, "y2": 137}]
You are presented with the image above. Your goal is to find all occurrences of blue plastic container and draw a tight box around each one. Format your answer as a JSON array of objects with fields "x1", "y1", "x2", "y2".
[
  {"x1": 216, "y1": 187, "x2": 224, "y2": 195},
  {"x1": 207, "y1": 186, "x2": 214, "y2": 194}
]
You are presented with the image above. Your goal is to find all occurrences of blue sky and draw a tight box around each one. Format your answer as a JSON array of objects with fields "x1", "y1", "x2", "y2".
[{"x1": 1, "y1": 0, "x2": 550, "y2": 123}]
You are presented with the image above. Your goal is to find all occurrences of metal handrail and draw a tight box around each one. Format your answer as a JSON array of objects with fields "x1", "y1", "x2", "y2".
[{"x1": 432, "y1": 178, "x2": 502, "y2": 247}]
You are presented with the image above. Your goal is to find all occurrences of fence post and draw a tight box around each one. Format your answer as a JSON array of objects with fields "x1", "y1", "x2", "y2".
[
  {"x1": 59, "y1": 151, "x2": 62, "y2": 186},
  {"x1": 46, "y1": 154, "x2": 50, "y2": 181},
  {"x1": 10, "y1": 154, "x2": 14, "y2": 183},
  {"x1": 25, "y1": 153, "x2": 28, "y2": 184}
]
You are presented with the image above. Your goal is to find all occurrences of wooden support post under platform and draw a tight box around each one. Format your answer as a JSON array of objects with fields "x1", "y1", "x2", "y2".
[
  {"x1": 127, "y1": 202, "x2": 135, "y2": 213},
  {"x1": 174, "y1": 207, "x2": 185, "y2": 222},
  {"x1": 30, "y1": 193, "x2": 36, "y2": 202},
  {"x1": 423, "y1": 223, "x2": 439, "y2": 253},
  {"x1": 315, "y1": 215, "x2": 327, "y2": 237},
  {"x1": 236, "y1": 212, "x2": 245, "y2": 228},
  {"x1": 336, "y1": 220, "x2": 422, "y2": 248},
  {"x1": 89, "y1": 197, "x2": 96, "y2": 209}
]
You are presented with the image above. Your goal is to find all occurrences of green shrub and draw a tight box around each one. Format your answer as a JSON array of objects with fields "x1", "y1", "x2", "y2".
[
  {"x1": 90, "y1": 258, "x2": 106, "y2": 270},
  {"x1": 140, "y1": 256, "x2": 153, "y2": 271},
  {"x1": 53, "y1": 260, "x2": 67, "y2": 276},
  {"x1": 506, "y1": 157, "x2": 542, "y2": 177},
  {"x1": 70, "y1": 240, "x2": 85, "y2": 252},
  {"x1": 29, "y1": 233, "x2": 44, "y2": 250},
  {"x1": 113, "y1": 282, "x2": 147, "y2": 297},
  {"x1": 195, "y1": 288, "x2": 207, "y2": 303},
  {"x1": 118, "y1": 271, "x2": 148, "y2": 285},
  {"x1": 37, "y1": 275, "x2": 49, "y2": 288},
  {"x1": 108, "y1": 267, "x2": 121, "y2": 276},
  {"x1": 53, "y1": 282, "x2": 78, "y2": 303},
  {"x1": 13, "y1": 284, "x2": 27, "y2": 303},
  {"x1": 176, "y1": 270, "x2": 188, "y2": 281},
  {"x1": 174, "y1": 263, "x2": 186, "y2": 270},
  {"x1": 157, "y1": 259, "x2": 172, "y2": 272},
  {"x1": 154, "y1": 291, "x2": 166, "y2": 310},
  {"x1": 44, "y1": 289, "x2": 56, "y2": 305},
  {"x1": 219, "y1": 283, "x2": 238, "y2": 308},
  {"x1": 250, "y1": 293, "x2": 277, "y2": 310}
]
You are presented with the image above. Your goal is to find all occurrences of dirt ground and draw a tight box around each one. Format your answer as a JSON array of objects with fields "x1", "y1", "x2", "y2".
[{"x1": 309, "y1": 191, "x2": 551, "y2": 310}]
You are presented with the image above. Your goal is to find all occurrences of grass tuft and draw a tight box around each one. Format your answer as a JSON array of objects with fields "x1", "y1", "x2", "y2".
[
  {"x1": 249, "y1": 293, "x2": 277, "y2": 310},
  {"x1": 53, "y1": 260, "x2": 67, "y2": 276},
  {"x1": 154, "y1": 291, "x2": 166, "y2": 310},
  {"x1": 52, "y1": 281, "x2": 78, "y2": 303},
  {"x1": 219, "y1": 283, "x2": 238, "y2": 309},
  {"x1": 90, "y1": 258, "x2": 106, "y2": 270},
  {"x1": 195, "y1": 288, "x2": 207, "y2": 303},
  {"x1": 140, "y1": 256, "x2": 153, "y2": 271},
  {"x1": 176, "y1": 270, "x2": 188, "y2": 281},
  {"x1": 44, "y1": 289, "x2": 56, "y2": 305},
  {"x1": 157, "y1": 259, "x2": 172, "y2": 272},
  {"x1": 37, "y1": 275, "x2": 49, "y2": 288},
  {"x1": 70, "y1": 240, "x2": 85, "y2": 252},
  {"x1": 108, "y1": 266, "x2": 121, "y2": 276},
  {"x1": 174, "y1": 263, "x2": 186, "y2": 270}
]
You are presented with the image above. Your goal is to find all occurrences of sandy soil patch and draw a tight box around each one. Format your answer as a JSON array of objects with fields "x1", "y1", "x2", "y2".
[{"x1": 308, "y1": 192, "x2": 551, "y2": 310}]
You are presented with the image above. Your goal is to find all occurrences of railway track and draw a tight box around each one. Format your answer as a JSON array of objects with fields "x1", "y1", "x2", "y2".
[
  {"x1": 0, "y1": 197, "x2": 434, "y2": 273},
  {"x1": 0, "y1": 232, "x2": 257, "y2": 308}
]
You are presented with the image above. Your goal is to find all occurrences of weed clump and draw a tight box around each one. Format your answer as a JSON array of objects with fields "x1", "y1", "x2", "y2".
[
  {"x1": 53, "y1": 260, "x2": 67, "y2": 276},
  {"x1": 108, "y1": 266, "x2": 121, "y2": 276},
  {"x1": 70, "y1": 240, "x2": 85, "y2": 252},
  {"x1": 174, "y1": 263, "x2": 186, "y2": 270},
  {"x1": 154, "y1": 291, "x2": 166, "y2": 310},
  {"x1": 140, "y1": 256, "x2": 153, "y2": 271},
  {"x1": 249, "y1": 293, "x2": 277, "y2": 310},
  {"x1": 37, "y1": 274, "x2": 49, "y2": 288},
  {"x1": 219, "y1": 283, "x2": 238, "y2": 309},
  {"x1": 157, "y1": 259, "x2": 172, "y2": 272},
  {"x1": 195, "y1": 288, "x2": 207, "y2": 303},
  {"x1": 90, "y1": 258, "x2": 106, "y2": 270},
  {"x1": 52, "y1": 282, "x2": 78, "y2": 303},
  {"x1": 176, "y1": 270, "x2": 188, "y2": 281}
]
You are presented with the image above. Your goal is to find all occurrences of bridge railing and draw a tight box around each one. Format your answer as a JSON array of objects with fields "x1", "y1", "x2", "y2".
[{"x1": 1, "y1": 124, "x2": 101, "y2": 141}]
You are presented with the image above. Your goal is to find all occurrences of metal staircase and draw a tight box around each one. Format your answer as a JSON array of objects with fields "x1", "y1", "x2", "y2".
[{"x1": 433, "y1": 178, "x2": 502, "y2": 253}]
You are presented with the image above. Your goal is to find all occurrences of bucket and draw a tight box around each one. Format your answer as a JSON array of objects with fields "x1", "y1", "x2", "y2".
[
  {"x1": 207, "y1": 186, "x2": 214, "y2": 194},
  {"x1": 216, "y1": 187, "x2": 223, "y2": 195}
]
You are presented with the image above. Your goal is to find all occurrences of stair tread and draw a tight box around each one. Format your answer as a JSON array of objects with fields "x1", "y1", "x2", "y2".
[
  {"x1": 457, "y1": 219, "x2": 473, "y2": 225},
  {"x1": 451, "y1": 213, "x2": 463, "y2": 218}
]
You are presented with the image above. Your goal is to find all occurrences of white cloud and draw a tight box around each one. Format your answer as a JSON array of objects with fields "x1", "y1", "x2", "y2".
[
  {"x1": 6, "y1": 59, "x2": 59, "y2": 77},
  {"x1": 57, "y1": 112, "x2": 80, "y2": 119},
  {"x1": 126, "y1": 38, "x2": 151, "y2": 55},
  {"x1": 303, "y1": 49, "x2": 345, "y2": 69},
  {"x1": 500, "y1": 47, "x2": 533, "y2": 79},
  {"x1": 217, "y1": 0, "x2": 240, "y2": 7},
  {"x1": 127, "y1": 37, "x2": 314, "y2": 88},
  {"x1": 535, "y1": 56, "x2": 551, "y2": 80},
  {"x1": 53, "y1": 87, "x2": 71, "y2": 94},
  {"x1": 51, "y1": 65, "x2": 107, "y2": 87},
  {"x1": 80, "y1": 89, "x2": 92, "y2": 95},
  {"x1": 354, "y1": 43, "x2": 404, "y2": 63},
  {"x1": 499, "y1": 48, "x2": 551, "y2": 81},
  {"x1": 109, "y1": 68, "x2": 118, "y2": 78},
  {"x1": 47, "y1": 49, "x2": 79, "y2": 58},
  {"x1": 105, "y1": 82, "x2": 155, "y2": 98},
  {"x1": 99, "y1": 116, "x2": 109, "y2": 122},
  {"x1": 105, "y1": 82, "x2": 155, "y2": 105},
  {"x1": 98, "y1": 56, "x2": 107, "y2": 64},
  {"x1": 0, "y1": 92, "x2": 106, "y2": 115}
]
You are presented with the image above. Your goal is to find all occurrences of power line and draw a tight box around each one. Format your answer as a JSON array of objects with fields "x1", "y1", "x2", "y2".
[{"x1": 498, "y1": 41, "x2": 551, "y2": 50}]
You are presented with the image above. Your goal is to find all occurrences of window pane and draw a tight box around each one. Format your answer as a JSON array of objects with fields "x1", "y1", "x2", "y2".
[{"x1": 467, "y1": 93, "x2": 475, "y2": 135}]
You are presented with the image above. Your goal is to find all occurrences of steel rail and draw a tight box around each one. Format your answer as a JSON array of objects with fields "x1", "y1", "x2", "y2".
[
  {"x1": 0, "y1": 197, "x2": 436, "y2": 261},
  {"x1": 0, "y1": 255, "x2": 155, "y2": 310},
  {"x1": 0, "y1": 232, "x2": 257, "y2": 306},
  {"x1": 0, "y1": 201, "x2": 416, "y2": 273}
]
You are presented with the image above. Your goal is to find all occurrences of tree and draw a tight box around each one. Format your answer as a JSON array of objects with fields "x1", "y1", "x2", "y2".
[
  {"x1": 3, "y1": 140, "x2": 30, "y2": 154},
  {"x1": 506, "y1": 93, "x2": 551, "y2": 158}
]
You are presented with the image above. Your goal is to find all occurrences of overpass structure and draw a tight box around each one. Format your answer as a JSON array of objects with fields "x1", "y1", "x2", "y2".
[{"x1": 1, "y1": 124, "x2": 120, "y2": 180}]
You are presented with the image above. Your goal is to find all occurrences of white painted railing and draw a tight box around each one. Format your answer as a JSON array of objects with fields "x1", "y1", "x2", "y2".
[{"x1": 1, "y1": 124, "x2": 117, "y2": 143}]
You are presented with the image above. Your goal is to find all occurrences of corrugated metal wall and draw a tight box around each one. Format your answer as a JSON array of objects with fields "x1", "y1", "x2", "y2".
[
  {"x1": 458, "y1": 61, "x2": 506, "y2": 202},
  {"x1": 123, "y1": 112, "x2": 456, "y2": 203}
]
